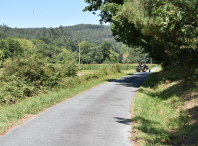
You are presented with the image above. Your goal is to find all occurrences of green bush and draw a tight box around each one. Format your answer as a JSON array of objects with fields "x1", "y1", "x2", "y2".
[
  {"x1": 0, "y1": 58, "x2": 121, "y2": 105},
  {"x1": 0, "y1": 75, "x2": 36, "y2": 104},
  {"x1": 3, "y1": 57, "x2": 59, "y2": 87},
  {"x1": 0, "y1": 55, "x2": 78, "y2": 105},
  {"x1": 109, "y1": 64, "x2": 121, "y2": 73}
]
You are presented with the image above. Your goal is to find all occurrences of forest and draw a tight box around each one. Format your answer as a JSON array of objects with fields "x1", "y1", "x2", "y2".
[{"x1": 0, "y1": 24, "x2": 150, "y2": 65}]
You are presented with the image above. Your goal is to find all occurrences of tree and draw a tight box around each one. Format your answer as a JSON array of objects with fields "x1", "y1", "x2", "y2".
[
  {"x1": 122, "y1": 52, "x2": 130, "y2": 63},
  {"x1": 119, "y1": 45, "x2": 149, "y2": 63},
  {"x1": 101, "y1": 41, "x2": 114, "y2": 61},
  {"x1": 77, "y1": 41, "x2": 96, "y2": 64},
  {"x1": 88, "y1": 46, "x2": 104, "y2": 64},
  {"x1": 94, "y1": 46, "x2": 104, "y2": 63},
  {"x1": 38, "y1": 36, "x2": 51, "y2": 44},
  {"x1": 0, "y1": 39, "x2": 23, "y2": 59},
  {"x1": 0, "y1": 40, "x2": 8, "y2": 58},
  {"x1": 0, "y1": 33, "x2": 7, "y2": 39},
  {"x1": 78, "y1": 41, "x2": 95, "y2": 55},
  {"x1": 83, "y1": 0, "x2": 123, "y2": 23},
  {"x1": 84, "y1": 0, "x2": 198, "y2": 77},
  {"x1": 109, "y1": 49, "x2": 118, "y2": 63}
]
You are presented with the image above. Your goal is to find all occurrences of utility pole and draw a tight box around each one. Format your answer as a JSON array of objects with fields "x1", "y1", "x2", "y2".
[
  {"x1": 79, "y1": 46, "x2": 80, "y2": 70},
  {"x1": 77, "y1": 30, "x2": 81, "y2": 71}
]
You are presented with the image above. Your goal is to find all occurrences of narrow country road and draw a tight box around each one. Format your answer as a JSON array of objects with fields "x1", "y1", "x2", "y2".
[{"x1": 0, "y1": 70, "x2": 156, "y2": 146}]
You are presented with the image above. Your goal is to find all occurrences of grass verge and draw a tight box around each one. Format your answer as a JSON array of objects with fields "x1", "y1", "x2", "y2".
[
  {"x1": 0, "y1": 72, "x2": 128, "y2": 135},
  {"x1": 77, "y1": 70, "x2": 96, "y2": 74},
  {"x1": 0, "y1": 68, "x2": 3, "y2": 74},
  {"x1": 132, "y1": 70, "x2": 198, "y2": 145}
]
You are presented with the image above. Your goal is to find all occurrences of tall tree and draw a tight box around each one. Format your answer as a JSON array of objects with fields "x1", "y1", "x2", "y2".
[
  {"x1": 84, "y1": 0, "x2": 198, "y2": 76},
  {"x1": 101, "y1": 41, "x2": 114, "y2": 60},
  {"x1": 78, "y1": 41, "x2": 95, "y2": 54}
]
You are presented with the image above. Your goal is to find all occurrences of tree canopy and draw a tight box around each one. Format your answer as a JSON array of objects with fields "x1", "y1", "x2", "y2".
[
  {"x1": 84, "y1": 0, "x2": 198, "y2": 77},
  {"x1": 0, "y1": 23, "x2": 150, "y2": 64}
]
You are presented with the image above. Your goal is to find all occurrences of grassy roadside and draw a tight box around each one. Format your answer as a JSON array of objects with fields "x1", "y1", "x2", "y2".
[
  {"x1": 79, "y1": 64, "x2": 159, "y2": 71},
  {"x1": 131, "y1": 70, "x2": 198, "y2": 145},
  {"x1": 0, "y1": 68, "x2": 3, "y2": 74},
  {"x1": 77, "y1": 70, "x2": 96, "y2": 73},
  {"x1": 0, "y1": 72, "x2": 128, "y2": 135},
  {"x1": 77, "y1": 69, "x2": 136, "y2": 74}
]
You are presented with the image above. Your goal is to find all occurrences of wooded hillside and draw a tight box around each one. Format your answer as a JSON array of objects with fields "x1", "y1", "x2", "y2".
[
  {"x1": 0, "y1": 24, "x2": 122, "y2": 53},
  {"x1": 0, "y1": 24, "x2": 150, "y2": 64}
]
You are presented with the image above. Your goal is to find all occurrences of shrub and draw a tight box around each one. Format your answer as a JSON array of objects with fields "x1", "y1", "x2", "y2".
[
  {"x1": 3, "y1": 57, "x2": 58, "y2": 87},
  {"x1": 0, "y1": 55, "x2": 78, "y2": 105}
]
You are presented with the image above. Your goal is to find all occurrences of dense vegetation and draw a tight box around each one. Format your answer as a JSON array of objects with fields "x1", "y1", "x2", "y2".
[
  {"x1": 0, "y1": 38, "x2": 78, "y2": 105},
  {"x1": 0, "y1": 37, "x2": 123, "y2": 105},
  {"x1": 84, "y1": 0, "x2": 198, "y2": 145},
  {"x1": 0, "y1": 24, "x2": 150, "y2": 64},
  {"x1": 84, "y1": 0, "x2": 198, "y2": 81},
  {"x1": 0, "y1": 24, "x2": 118, "y2": 48},
  {"x1": 0, "y1": 21, "x2": 155, "y2": 106}
]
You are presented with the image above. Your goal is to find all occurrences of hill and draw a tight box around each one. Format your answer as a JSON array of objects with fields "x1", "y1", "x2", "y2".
[{"x1": 0, "y1": 24, "x2": 123, "y2": 53}]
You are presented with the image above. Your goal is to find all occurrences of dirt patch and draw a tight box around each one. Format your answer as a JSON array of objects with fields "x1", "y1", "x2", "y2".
[
  {"x1": 18, "y1": 114, "x2": 37, "y2": 124},
  {"x1": 185, "y1": 100, "x2": 197, "y2": 110},
  {"x1": 0, "y1": 114, "x2": 38, "y2": 136}
]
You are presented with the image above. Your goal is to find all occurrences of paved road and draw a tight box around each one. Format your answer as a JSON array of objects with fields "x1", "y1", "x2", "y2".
[{"x1": 0, "y1": 70, "x2": 156, "y2": 146}]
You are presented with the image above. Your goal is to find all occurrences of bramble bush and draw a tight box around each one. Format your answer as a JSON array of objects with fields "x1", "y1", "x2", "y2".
[{"x1": 0, "y1": 55, "x2": 78, "y2": 105}]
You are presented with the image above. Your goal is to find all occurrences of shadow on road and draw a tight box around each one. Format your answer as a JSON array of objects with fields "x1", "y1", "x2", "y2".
[
  {"x1": 106, "y1": 73, "x2": 151, "y2": 88},
  {"x1": 114, "y1": 117, "x2": 132, "y2": 125}
]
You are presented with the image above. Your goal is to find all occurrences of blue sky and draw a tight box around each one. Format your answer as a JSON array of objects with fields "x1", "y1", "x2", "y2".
[{"x1": 0, "y1": 0, "x2": 103, "y2": 28}]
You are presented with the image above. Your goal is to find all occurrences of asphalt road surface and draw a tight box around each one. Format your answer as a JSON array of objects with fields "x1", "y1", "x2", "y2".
[{"x1": 0, "y1": 69, "x2": 156, "y2": 146}]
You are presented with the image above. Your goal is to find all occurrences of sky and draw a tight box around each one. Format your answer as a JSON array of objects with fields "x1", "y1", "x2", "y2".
[{"x1": 0, "y1": 0, "x2": 104, "y2": 28}]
